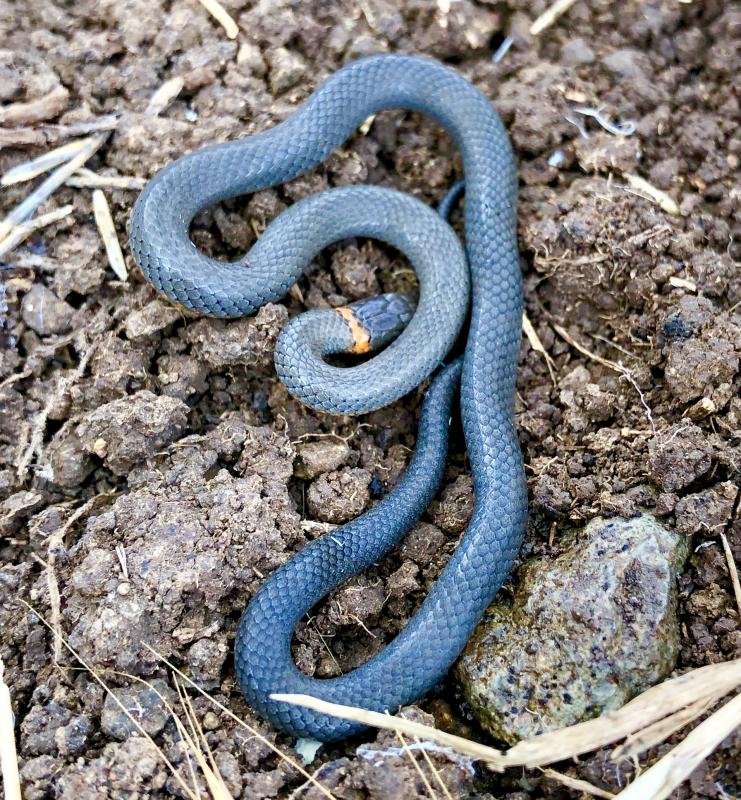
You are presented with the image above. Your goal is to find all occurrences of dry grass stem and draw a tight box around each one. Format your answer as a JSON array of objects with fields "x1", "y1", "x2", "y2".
[
  {"x1": 1, "y1": 139, "x2": 92, "y2": 186},
  {"x1": 611, "y1": 695, "x2": 716, "y2": 763},
  {"x1": 173, "y1": 678, "x2": 234, "y2": 799},
  {"x1": 395, "y1": 729, "x2": 439, "y2": 799},
  {"x1": 141, "y1": 643, "x2": 338, "y2": 800},
  {"x1": 720, "y1": 532, "x2": 741, "y2": 614},
  {"x1": 0, "y1": 658, "x2": 22, "y2": 800},
  {"x1": 195, "y1": 0, "x2": 239, "y2": 38},
  {"x1": 529, "y1": 0, "x2": 579, "y2": 35},
  {"x1": 35, "y1": 493, "x2": 112, "y2": 660},
  {"x1": 613, "y1": 692, "x2": 741, "y2": 800},
  {"x1": 506, "y1": 659, "x2": 741, "y2": 767},
  {"x1": 541, "y1": 768, "x2": 615, "y2": 799},
  {"x1": 114, "y1": 671, "x2": 233, "y2": 800},
  {"x1": 20, "y1": 602, "x2": 200, "y2": 800},
  {"x1": 146, "y1": 76, "x2": 185, "y2": 116},
  {"x1": 66, "y1": 168, "x2": 145, "y2": 191},
  {"x1": 31, "y1": 550, "x2": 63, "y2": 662},
  {"x1": 92, "y1": 189, "x2": 128, "y2": 280},
  {"x1": 410, "y1": 731, "x2": 455, "y2": 800},
  {"x1": 522, "y1": 313, "x2": 556, "y2": 385},
  {"x1": 270, "y1": 693, "x2": 509, "y2": 770},
  {"x1": 0, "y1": 116, "x2": 118, "y2": 150},
  {"x1": 0, "y1": 134, "x2": 107, "y2": 242},
  {"x1": 623, "y1": 173, "x2": 681, "y2": 216},
  {"x1": 0, "y1": 205, "x2": 74, "y2": 259},
  {"x1": 0, "y1": 85, "x2": 69, "y2": 126}
]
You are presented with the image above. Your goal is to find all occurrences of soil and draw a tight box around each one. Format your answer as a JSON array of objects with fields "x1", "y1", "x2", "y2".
[{"x1": 1, "y1": 1, "x2": 739, "y2": 799}]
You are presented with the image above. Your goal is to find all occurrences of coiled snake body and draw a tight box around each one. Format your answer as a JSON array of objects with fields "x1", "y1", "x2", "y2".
[{"x1": 130, "y1": 55, "x2": 527, "y2": 741}]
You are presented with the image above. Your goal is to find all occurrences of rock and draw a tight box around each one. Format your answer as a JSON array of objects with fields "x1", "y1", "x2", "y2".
[
  {"x1": 457, "y1": 515, "x2": 688, "y2": 744},
  {"x1": 46, "y1": 428, "x2": 93, "y2": 489},
  {"x1": 55, "y1": 715, "x2": 92, "y2": 756},
  {"x1": 21, "y1": 702, "x2": 75, "y2": 755},
  {"x1": 561, "y1": 37, "x2": 595, "y2": 66},
  {"x1": 124, "y1": 299, "x2": 181, "y2": 340},
  {"x1": 100, "y1": 678, "x2": 175, "y2": 739},
  {"x1": 307, "y1": 467, "x2": 371, "y2": 523},
  {"x1": 267, "y1": 47, "x2": 306, "y2": 94},
  {"x1": 76, "y1": 390, "x2": 189, "y2": 475},
  {"x1": 399, "y1": 522, "x2": 446, "y2": 563},
  {"x1": 187, "y1": 637, "x2": 228, "y2": 688},
  {"x1": 20, "y1": 755, "x2": 60, "y2": 799},
  {"x1": 237, "y1": 41, "x2": 267, "y2": 77},
  {"x1": 648, "y1": 422, "x2": 713, "y2": 491},
  {"x1": 21, "y1": 284, "x2": 74, "y2": 336},
  {"x1": 0, "y1": 490, "x2": 45, "y2": 536},
  {"x1": 295, "y1": 439, "x2": 351, "y2": 479}
]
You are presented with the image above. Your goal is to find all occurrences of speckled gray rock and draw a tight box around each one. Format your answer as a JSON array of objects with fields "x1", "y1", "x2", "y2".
[
  {"x1": 100, "y1": 678, "x2": 176, "y2": 740},
  {"x1": 457, "y1": 515, "x2": 688, "y2": 744}
]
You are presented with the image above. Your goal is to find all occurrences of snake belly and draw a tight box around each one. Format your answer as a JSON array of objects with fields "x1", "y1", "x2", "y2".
[{"x1": 129, "y1": 54, "x2": 527, "y2": 741}]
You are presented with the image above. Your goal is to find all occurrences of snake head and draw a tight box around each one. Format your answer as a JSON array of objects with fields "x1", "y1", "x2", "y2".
[{"x1": 338, "y1": 292, "x2": 415, "y2": 353}]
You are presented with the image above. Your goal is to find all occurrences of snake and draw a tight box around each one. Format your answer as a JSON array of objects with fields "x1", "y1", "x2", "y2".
[{"x1": 129, "y1": 54, "x2": 527, "y2": 742}]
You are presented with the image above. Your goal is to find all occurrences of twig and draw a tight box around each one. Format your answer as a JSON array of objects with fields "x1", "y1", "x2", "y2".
[
  {"x1": 0, "y1": 85, "x2": 69, "y2": 126},
  {"x1": 0, "y1": 205, "x2": 74, "y2": 259},
  {"x1": 542, "y1": 768, "x2": 615, "y2": 799},
  {"x1": 0, "y1": 658, "x2": 21, "y2": 800},
  {"x1": 92, "y1": 190, "x2": 128, "y2": 280},
  {"x1": 720, "y1": 532, "x2": 741, "y2": 615},
  {"x1": 614, "y1": 693, "x2": 741, "y2": 800},
  {"x1": 271, "y1": 693, "x2": 508, "y2": 770},
  {"x1": 195, "y1": 0, "x2": 239, "y2": 38},
  {"x1": 401, "y1": 714, "x2": 456, "y2": 800},
  {"x1": 65, "y1": 168, "x2": 145, "y2": 191},
  {"x1": 0, "y1": 134, "x2": 107, "y2": 242},
  {"x1": 1, "y1": 139, "x2": 93, "y2": 186},
  {"x1": 529, "y1": 0, "x2": 579, "y2": 35},
  {"x1": 0, "y1": 116, "x2": 118, "y2": 150},
  {"x1": 611, "y1": 695, "x2": 717, "y2": 763}
]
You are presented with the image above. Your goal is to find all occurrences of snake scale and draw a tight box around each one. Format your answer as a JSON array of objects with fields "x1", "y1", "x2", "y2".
[{"x1": 130, "y1": 54, "x2": 527, "y2": 741}]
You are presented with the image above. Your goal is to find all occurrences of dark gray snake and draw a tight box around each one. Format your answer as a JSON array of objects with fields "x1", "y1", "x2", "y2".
[{"x1": 130, "y1": 54, "x2": 527, "y2": 741}]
